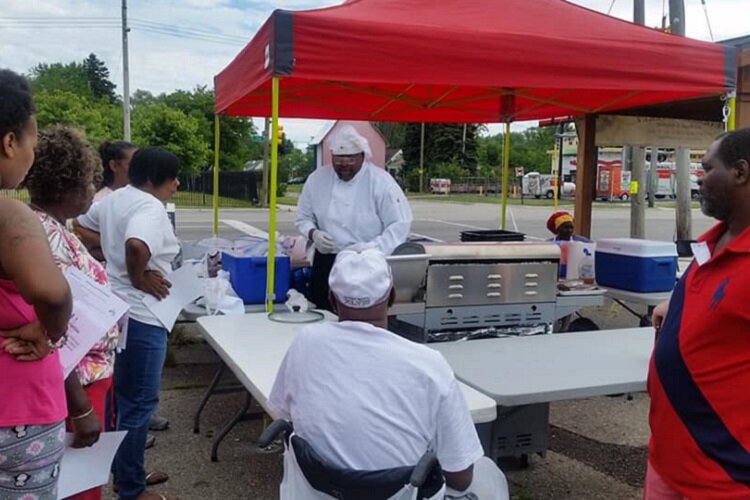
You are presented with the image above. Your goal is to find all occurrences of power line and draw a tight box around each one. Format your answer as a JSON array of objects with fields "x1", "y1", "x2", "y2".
[
  {"x1": 0, "y1": 16, "x2": 247, "y2": 45},
  {"x1": 130, "y1": 18, "x2": 246, "y2": 43},
  {"x1": 700, "y1": 0, "x2": 715, "y2": 41}
]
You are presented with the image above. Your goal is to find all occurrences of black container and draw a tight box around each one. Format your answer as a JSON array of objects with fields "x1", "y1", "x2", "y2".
[{"x1": 460, "y1": 230, "x2": 525, "y2": 242}]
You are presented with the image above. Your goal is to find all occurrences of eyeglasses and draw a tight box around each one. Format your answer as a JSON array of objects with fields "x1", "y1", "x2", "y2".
[{"x1": 332, "y1": 155, "x2": 362, "y2": 166}]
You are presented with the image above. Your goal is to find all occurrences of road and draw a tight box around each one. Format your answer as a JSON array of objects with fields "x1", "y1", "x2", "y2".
[{"x1": 175, "y1": 199, "x2": 715, "y2": 244}]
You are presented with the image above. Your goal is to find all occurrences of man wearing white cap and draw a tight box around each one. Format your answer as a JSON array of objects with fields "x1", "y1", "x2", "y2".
[
  {"x1": 295, "y1": 124, "x2": 412, "y2": 311},
  {"x1": 269, "y1": 248, "x2": 509, "y2": 499}
]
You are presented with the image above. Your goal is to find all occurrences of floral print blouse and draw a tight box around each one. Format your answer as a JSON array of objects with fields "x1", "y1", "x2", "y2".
[{"x1": 34, "y1": 210, "x2": 119, "y2": 386}]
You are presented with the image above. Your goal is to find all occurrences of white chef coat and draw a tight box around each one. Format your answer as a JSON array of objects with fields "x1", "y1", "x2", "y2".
[
  {"x1": 268, "y1": 321, "x2": 484, "y2": 473},
  {"x1": 295, "y1": 162, "x2": 412, "y2": 255}
]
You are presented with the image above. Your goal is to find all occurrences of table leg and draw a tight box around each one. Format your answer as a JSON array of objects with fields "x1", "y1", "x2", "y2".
[
  {"x1": 211, "y1": 391, "x2": 254, "y2": 462},
  {"x1": 194, "y1": 362, "x2": 227, "y2": 434}
]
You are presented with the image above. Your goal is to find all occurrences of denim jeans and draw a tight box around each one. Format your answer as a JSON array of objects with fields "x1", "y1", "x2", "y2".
[{"x1": 112, "y1": 319, "x2": 167, "y2": 499}]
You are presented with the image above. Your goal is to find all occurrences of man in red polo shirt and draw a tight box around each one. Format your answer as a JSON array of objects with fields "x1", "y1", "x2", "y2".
[{"x1": 647, "y1": 127, "x2": 750, "y2": 499}]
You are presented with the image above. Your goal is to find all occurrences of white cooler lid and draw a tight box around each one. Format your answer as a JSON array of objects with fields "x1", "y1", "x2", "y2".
[{"x1": 596, "y1": 238, "x2": 678, "y2": 258}]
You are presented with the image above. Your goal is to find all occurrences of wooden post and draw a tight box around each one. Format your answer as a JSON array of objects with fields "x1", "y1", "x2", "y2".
[
  {"x1": 573, "y1": 115, "x2": 597, "y2": 238},
  {"x1": 736, "y1": 50, "x2": 750, "y2": 128}
]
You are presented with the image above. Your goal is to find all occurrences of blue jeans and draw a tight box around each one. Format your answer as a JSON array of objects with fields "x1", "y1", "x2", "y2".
[{"x1": 112, "y1": 319, "x2": 167, "y2": 499}]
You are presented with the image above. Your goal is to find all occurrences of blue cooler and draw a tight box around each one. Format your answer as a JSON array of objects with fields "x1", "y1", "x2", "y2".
[
  {"x1": 221, "y1": 252, "x2": 291, "y2": 304},
  {"x1": 595, "y1": 238, "x2": 677, "y2": 292}
]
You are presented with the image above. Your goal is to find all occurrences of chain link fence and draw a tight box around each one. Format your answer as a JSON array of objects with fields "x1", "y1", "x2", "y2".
[{"x1": 1, "y1": 171, "x2": 261, "y2": 208}]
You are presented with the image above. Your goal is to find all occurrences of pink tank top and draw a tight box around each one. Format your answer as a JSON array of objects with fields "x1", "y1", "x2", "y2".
[{"x1": 0, "y1": 279, "x2": 67, "y2": 427}]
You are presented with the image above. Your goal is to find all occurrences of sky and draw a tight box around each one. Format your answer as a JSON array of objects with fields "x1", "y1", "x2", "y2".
[{"x1": 0, "y1": 0, "x2": 747, "y2": 148}]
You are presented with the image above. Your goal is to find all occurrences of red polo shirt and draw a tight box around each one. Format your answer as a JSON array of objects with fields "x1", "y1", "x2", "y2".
[{"x1": 648, "y1": 222, "x2": 750, "y2": 498}]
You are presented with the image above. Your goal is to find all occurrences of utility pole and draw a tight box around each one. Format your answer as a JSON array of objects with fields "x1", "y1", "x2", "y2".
[
  {"x1": 669, "y1": 0, "x2": 685, "y2": 36},
  {"x1": 121, "y1": 0, "x2": 131, "y2": 141},
  {"x1": 634, "y1": 0, "x2": 645, "y2": 25},
  {"x1": 669, "y1": 0, "x2": 691, "y2": 240},
  {"x1": 419, "y1": 123, "x2": 425, "y2": 193},
  {"x1": 261, "y1": 117, "x2": 270, "y2": 207},
  {"x1": 627, "y1": 0, "x2": 647, "y2": 238},
  {"x1": 647, "y1": 146, "x2": 657, "y2": 207}
]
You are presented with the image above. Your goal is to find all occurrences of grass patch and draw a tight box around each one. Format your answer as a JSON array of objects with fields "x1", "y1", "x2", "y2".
[{"x1": 171, "y1": 191, "x2": 255, "y2": 208}]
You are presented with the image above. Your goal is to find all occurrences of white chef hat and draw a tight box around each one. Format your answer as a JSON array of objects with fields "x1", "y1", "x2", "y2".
[
  {"x1": 329, "y1": 124, "x2": 372, "y2": 160},
  {"x1": 328, "y1": 247, "x2": 392, "y2": 309}
]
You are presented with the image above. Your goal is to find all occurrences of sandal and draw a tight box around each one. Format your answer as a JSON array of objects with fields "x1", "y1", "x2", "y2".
[
  {"x1": 113, "y1": 471, "x2": 169, "y2": 493},
  {"x1": 146, "y1": 470, "x2": 169, "y2": 486}
]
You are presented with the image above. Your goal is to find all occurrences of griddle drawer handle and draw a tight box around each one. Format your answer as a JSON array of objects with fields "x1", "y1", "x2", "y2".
[
  {"x1": 448, "y1": 293, "x2": 464, "y2": 299},
  {"x1": 449, "y1": 275, "x2": 464, "y2": 281},
  {"x1": 487, "y1": 274, "x2": 502, "y2": 280},
  {"x1": 525, "y1": 273, "x2": 539, "y2": 278},
  {"x1": 486, "y1": 292, "x2": 501, "y2": 298},
  {"x1": 448, "y1": 284, "x2": 464, "y2": 290},
  {"x1": 525, "y1": 291, "x2": 538, "y2": 296},
  {"x1": 487, "y1": 283, "x2": 502, "y2": 289}
]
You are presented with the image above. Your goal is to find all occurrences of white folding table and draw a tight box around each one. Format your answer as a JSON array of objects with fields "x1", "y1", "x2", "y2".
[
  {"x1": 604, "y1": 287, "x2": 672, "y2": 326},
  {"x1": 432, "y1": 327, "x2": 654, "y2": 462},
  {"x1": 195, "y1": 312, "x2": 497, "y2": 460}
]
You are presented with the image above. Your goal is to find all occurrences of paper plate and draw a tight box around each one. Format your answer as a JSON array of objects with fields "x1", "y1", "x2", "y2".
[{"x1": 268, "y1": 310, "x2": 325, "y2": 323}]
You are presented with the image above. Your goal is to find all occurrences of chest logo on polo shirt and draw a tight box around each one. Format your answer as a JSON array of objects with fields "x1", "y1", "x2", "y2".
[{"x1": 710, "y1": 278, "x2": 730, "y2": 310}]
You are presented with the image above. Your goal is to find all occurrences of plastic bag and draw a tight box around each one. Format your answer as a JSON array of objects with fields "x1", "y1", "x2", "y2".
[
  {"x1": 285, "y1": 289, "x2": 309, "y2": 313},
  {"x1": 204, "y1": 270, "x2": 231, "y2": 315}
]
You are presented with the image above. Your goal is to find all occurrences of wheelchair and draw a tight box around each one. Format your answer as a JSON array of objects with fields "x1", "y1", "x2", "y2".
[{"x1": 258, "y1": 419, "x2": 446, "y2": 500}]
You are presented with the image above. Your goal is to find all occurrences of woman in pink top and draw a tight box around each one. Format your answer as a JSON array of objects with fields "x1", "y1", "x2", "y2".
[
  {"x1": 0, "y1": 69, "x2": 73, "y2": 499},
  {"x1": 24, "y1": 125, "x2": 121, "y2": 500}
]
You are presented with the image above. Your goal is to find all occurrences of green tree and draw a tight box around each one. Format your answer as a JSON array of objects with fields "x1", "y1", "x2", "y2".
[
  {"x1": 131, "y1": 103, "x2": 210, "y2": 176},
  {"x1": 157, "y1": 86, "x2": 259, "y2": 171},
  {"x1": 30, "y1": 62, "x2": 89, "y2": 97},
  {"x1": 34, "y1": 90, "x2": 122, "y2": 146},
  {"x1": 401, "y1": 123, "x2": 480, "y2": 191},
  {"x1": 83, "y1": 53, "x2": 117, "y2": 103},
  {"x1": 372, "y1": 122, "x2": 407, "y2": 150}
]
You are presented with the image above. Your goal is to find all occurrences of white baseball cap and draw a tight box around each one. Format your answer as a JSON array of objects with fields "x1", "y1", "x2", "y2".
[
  {"x1": 329, "y1": 248, "x2": 393, "y2": 308},
  {"x1": 329, "y1": 124, "x2": 372, "y2": 159}
]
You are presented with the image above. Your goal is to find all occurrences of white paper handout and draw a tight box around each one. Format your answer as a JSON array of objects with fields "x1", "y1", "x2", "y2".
[
  {"x1": 57, "y1": 431, "x2": 127, "y2": 499},
  {"x1": 59, "y1": 268, "x2": 130, "y2": 377},
  {"x1": 142, "y1": 265, "x2": 204, "y2": 330}
]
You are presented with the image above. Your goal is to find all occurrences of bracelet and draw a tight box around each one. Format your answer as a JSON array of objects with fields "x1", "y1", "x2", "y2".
[
  {"x1": 45, "y1": 331, "x2": 69, "y2": 352},
  {"x1": 71, "y1": 407, "x2": 94, "y2": 421}
]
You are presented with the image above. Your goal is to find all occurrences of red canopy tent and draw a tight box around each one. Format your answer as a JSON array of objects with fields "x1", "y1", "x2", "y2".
[
  {"x1": 215, "y1": 0, "x2": 735, "y2": 122},
  {"x1": 213, "y1": 0, "x2": 736, "y2": 310}
]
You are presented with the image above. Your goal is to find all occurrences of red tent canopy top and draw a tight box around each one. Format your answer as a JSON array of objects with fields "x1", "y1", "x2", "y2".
[{"x1": 215, "y1": 0, "x2": 736, "y2": 123}]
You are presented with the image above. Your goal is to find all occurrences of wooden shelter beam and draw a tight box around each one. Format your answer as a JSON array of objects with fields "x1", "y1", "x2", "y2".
[{"x1": 574, "y1": 114, "x2": 597, "y2": 238}]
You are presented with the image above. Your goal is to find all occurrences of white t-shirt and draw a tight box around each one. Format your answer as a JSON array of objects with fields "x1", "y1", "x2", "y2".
[
  {"x1": 268, "y1": 321, "x2": 483, "y2": 473},
  {"x1": 295, "y1": 162, "x2": 412, "y2": 255},
  {"x1": 77, "y1": 185, "x2": 180, "y2": 327}
]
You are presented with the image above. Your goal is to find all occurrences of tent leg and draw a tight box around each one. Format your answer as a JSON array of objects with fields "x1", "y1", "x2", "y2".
[
  {"x1": 500, "y1": 122, "x2": 511, "y2": 230},
  {"x1": 213, "y1": 114, "x2": 221, "y2": 237},
  {"x1": 266, "y1": 77, "x2": 280, "y2": 314},
  {"x1": 728, "y1": 95, "x2": 736, "y2": 131}
]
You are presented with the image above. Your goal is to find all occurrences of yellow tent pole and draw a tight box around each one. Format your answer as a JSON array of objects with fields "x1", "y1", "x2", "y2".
[
  {"x1": 266, "y1": 77, "x2": 280, "y2": 313},
  {"x1": 728, "y1": 95, "x2": 736, "y2": 131},
  {"x1": 552, "y1": 140, "x2": 559, "y2": 211},
  {"x1": 212, "y1": 114, "x2": 220, "y2": 236},
  {"x1": 500, "y1": 121, "x2": 511, "y2": 229}
]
